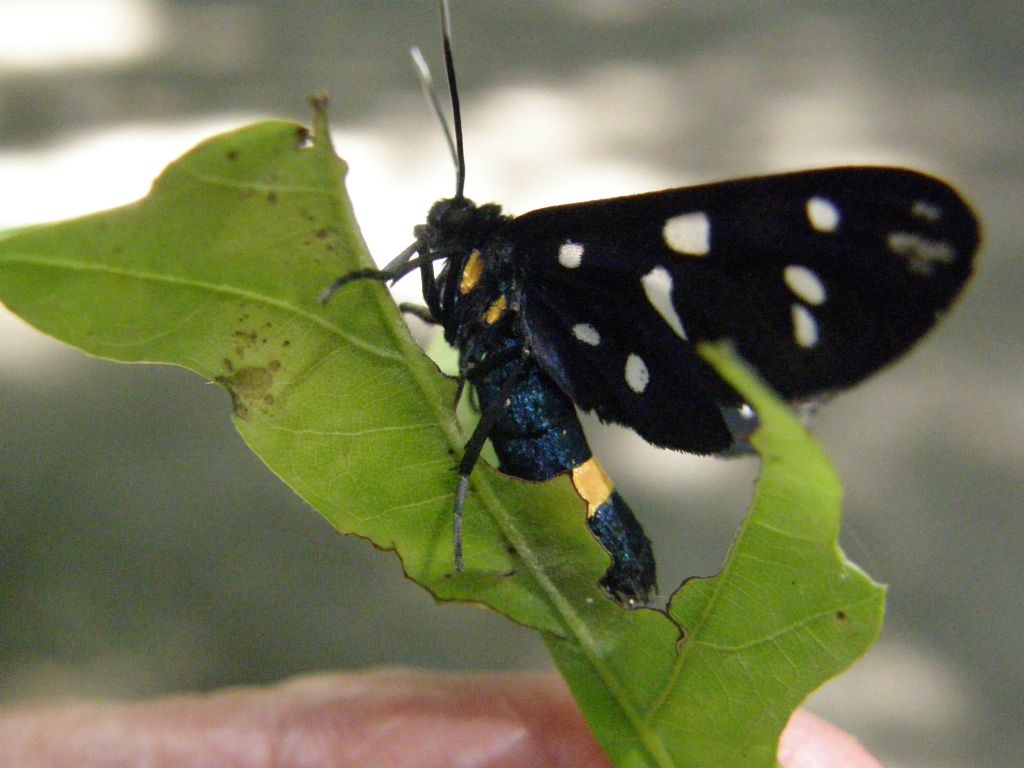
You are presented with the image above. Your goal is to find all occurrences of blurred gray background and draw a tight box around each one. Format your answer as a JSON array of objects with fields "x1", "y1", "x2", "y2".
[{"x1": 0, "y1": 2, "x2": 1020, "y2": 767}]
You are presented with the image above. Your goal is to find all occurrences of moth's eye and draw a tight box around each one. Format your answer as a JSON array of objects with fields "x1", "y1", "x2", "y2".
[
  {"x1": 444, "y1": 201, "x2": 476, "y2": 230},
  {"x1": 428, "y1": 198, "x2": 476, "y2": 233},
  {"x1": 443, "y1": 209, "x2": 467, "y2": 229}
]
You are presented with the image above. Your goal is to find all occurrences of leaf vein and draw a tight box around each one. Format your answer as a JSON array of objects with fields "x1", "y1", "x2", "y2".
[{"x1": 1, "y1": 254, "x2": 401, "y2": 360}]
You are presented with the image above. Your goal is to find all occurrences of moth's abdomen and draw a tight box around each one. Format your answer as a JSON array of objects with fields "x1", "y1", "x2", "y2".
[{"x1": 469, "y1": 343, "x2": 656, "y2": 601}]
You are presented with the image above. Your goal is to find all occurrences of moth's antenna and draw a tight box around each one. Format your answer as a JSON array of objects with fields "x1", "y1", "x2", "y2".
[
  {"x1": 439, "y1": 0, "x2": 466, "y2": 199},
  {"x1": 410, "y1": 46, "x2": 459, "y2": 180}
]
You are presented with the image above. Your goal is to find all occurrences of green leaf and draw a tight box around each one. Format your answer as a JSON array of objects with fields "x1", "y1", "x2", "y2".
[
  {"x1": 0, "y1": 104, "x2": 602, "y2": 632},
  {"x1": 547, "y1": 344, "x2": 886, "y2": 767},
  {"x1": 0, "y1": 107, "x2": 884, "y2": 767}
]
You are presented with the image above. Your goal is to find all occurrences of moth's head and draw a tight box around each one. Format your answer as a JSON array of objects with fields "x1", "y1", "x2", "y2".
[
  {"x1": 423, "y1": 197, "x2": 506, "y2": 255},
  {"x1": 423, "y1": 197, "x2": 478, "y2": 262},
  {"x1": 426, "y1": 196, "x2": 479, "y2": 236}
]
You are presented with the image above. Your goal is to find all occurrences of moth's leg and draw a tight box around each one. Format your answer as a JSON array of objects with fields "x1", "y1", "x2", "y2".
[
  {"x1": 319, "y1": 239, "x2": 443, "y2": 306},
  {"x1": 451, "y1": 351, "x2": 530, "y2": 571},
  {"x1": 450, "y1": 344, "x2": 520, "y2": 412},
  {"x1": 398, "y1": 303, "x2": 439, "y2": 325}
]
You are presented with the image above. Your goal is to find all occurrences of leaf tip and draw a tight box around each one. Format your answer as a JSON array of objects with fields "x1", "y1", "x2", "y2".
[{"x1": 308, "y1": 93, "x2": 335, "y2": 154}]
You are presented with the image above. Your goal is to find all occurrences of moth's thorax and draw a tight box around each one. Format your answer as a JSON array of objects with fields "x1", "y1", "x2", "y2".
[{"x1": 423, "y1": 196, "x2": 519, "y2": 365}]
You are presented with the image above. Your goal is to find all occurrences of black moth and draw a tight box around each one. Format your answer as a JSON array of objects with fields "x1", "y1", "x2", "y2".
[{"x1": 323, "y1": 3, "x2": 979, "y2": 605}]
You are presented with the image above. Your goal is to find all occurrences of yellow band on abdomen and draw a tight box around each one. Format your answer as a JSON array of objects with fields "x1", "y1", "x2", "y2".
[{"x1": 571, "y1": 457, "x2": 614, "y2": 518}]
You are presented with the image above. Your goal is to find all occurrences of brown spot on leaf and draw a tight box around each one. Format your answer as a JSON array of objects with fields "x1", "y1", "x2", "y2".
[{"x1": 216, "y1": 365, "x2": 275, "y2": 419}]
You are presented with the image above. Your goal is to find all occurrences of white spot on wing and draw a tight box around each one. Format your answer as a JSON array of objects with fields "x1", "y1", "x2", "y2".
[
  {"x1": 558, "y1": 241, "x2": 584, "y2": 269},
  {"x1": 806, "y1": 196, "x2": 840, "y2": 233},
  {"x1": 624, "y1": 354, "x2": 649, "y2": 394},
  {"x1": 912, "y1": 200, "x2": 942, "y2": 222},
  {"x1": 783, "y1": 264, "x2": 827, "y2": 306},
  {"x1": 572, "y1": 323, "x2": 601, "y2": 346},
  {"x1": 662, "y1": 211, "x2": 710, "y2": 256},
  {"x1": 640, "y1": 266, "x2": 688, "y2": 340},
  {"x1": 791, "y1": 304, "x2": 819, "y2": 348},
  {"x1": 887, "y1": 231, "x2": 955, "y2": 275}
]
